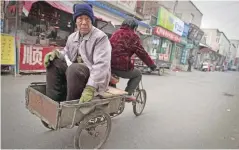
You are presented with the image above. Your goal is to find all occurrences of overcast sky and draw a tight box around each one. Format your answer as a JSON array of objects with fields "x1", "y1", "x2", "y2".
[{"x1": 192, "y1": 1, "x2": 239, "y2": 40}]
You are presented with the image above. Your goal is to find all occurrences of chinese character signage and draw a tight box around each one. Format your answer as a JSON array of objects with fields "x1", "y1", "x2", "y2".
[
  {"x1": 1, "y1": 34, "x2": 15, "y2": 65},
  {"x1": 0, "y1": 19, "x2": 3, "y2": 33},
  {"x1": 180, "y1": 48, "x2": 189, "y2": 64},
  {"x1": 157, "y1": 7, "x2": 184, "y2": 36},
  {"x1": 153, "y1": 26, "x2": 181, "y2": 43},
  {"x1": 180, "y1": 37, "x2": 187, "y2": 45},
  {"x1": 19, "y1": 44, "x2": 61, "y2": 72},
  {"x1": 187, "y1": 23, "x2": 204, "y2": 45},
  {"x1": 182, "y1": 23, "x2": 189, "y2": 37}
]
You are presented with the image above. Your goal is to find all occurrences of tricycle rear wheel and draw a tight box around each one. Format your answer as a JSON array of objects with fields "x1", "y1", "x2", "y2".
[
  {"x1": 74, "y1": 110, "x2": 111, "y2": 149},
  {"x1": 133, "y1": 89, "x2": 147, "y2": 116}
]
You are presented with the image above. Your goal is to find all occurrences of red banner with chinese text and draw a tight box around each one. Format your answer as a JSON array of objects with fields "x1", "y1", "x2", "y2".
[
  {"x1": 19, "y1": 44, "x2": 62, "y2": 72},
  {"x1": 153, "y1": 26, "x2": 181, "y2": 43}
]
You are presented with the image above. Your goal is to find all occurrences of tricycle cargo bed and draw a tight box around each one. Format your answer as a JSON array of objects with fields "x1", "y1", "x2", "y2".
[{"x1": 25, "y1": 82, "x2": 127, "y2": 130}]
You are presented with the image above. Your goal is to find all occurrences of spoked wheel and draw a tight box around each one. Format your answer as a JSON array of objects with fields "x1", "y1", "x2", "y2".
[
  {"x1": 74, "y1": 110, "x2": 111, "y2": 149},
  {"x1": 41, "y1": 120, "x2": 54, "y2": 130},
  {"x1": 133, "y1": 89, "x2": 147, "y2": 116},
  {"x1": 110, "y1": 99, "x2": 125, "y2": 118},
  {"x1": 158, "y1": 68, "x2": 164, "y2": 76}
]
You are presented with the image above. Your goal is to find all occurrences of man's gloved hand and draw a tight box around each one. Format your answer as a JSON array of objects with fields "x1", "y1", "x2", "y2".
[
  {"x1": 150, "y1": 64, "x2": 157, "y2": 71},
  {"x1": 79, "y1": 85, "x2": 96, "y2": 103},
  {"x1": 44, "y1": 49, "x2": 60, "y2": 67},
  {"x1": 77, "y1": 56, "x2": 84, "y2": 63}
]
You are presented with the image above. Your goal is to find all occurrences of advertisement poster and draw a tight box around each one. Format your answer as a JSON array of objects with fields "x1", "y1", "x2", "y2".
[
  {"x1": 157, "y1": 7, "x2": 184, "y2": 36},
  {"x1": 1, "y1": 34, "x2": 15, "y2": 65},
  {"x1": 158, "y1": 54, "x2": 164, "y2": 60},
  {"x1": 188, "y1": 23, "x2": 204, "y2": 45}
]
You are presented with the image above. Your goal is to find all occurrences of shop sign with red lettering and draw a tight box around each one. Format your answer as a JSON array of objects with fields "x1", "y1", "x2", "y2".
[
  {"x1": 153, "y1": 26, "x2": 181, "y2": 43},
  {"x1": 19, "y1": 44, "x2": 62, "y2": 72}
]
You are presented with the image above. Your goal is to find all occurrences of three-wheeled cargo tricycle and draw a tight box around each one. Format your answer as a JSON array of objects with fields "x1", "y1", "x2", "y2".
[
  {"x1": 25, "y1": 17, "x2": 148, "y2": 149},
  {"x1": 25, "y1": 76, "x2": 146, "y2": 149}
]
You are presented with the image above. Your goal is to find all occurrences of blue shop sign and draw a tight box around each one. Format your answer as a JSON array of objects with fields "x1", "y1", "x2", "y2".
[
  {"x1": 182, "y1": 23, "x2": 189, "y2": 37},
  {"x1": 180, "y1": 37, "x2": 187, "y2": 45},
  {"x1": 180, "y1": 48, "x2": 189, "y2": 64},
  {"x1": 186, "y1": 43, "x2": 193, "y2": 49},
  {"x1": 85, "y1": 0, "x2": 151, "y2": 29},
  {"x1": 0, "y1": 19, "x2": 3, "y2": 33}
]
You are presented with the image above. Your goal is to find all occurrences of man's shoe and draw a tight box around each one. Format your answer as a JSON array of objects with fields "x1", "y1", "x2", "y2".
[{"x1": 125, "y1": 95, "x2": 136, "y2": 102}]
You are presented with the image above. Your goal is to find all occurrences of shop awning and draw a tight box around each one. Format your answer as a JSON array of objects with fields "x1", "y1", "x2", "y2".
[
  {"x1": 199, "y1": 42, "x2": 210, "y2": 48},
  {"x1": 22, "y1": 1, "x2": 104, "y2": 21},
  {"x1": 23, "y1": 1, "x2": 73, "y2": 16},
  {"x1": 200, "y1": 47, "x2": 213, "y2": 53}
]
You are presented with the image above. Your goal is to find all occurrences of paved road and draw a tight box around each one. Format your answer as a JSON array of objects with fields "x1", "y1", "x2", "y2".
[{"x1": 1, "y1": 71, "x2": 239, "y2": 149}]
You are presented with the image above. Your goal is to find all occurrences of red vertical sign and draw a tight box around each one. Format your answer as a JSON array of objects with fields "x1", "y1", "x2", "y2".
[{"x1": 19, "y1": 44, "x2": 63, "y2": 72}]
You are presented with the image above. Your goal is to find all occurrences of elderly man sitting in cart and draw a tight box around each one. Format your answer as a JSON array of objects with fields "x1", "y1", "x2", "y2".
[{"x1": 43, "y1": 4, "x2": 112, "y2": 103}]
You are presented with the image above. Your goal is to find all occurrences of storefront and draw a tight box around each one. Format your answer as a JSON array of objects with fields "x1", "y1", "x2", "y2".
[
  {"x1": 187, "y1": 23, "x2": 204, "y2": 68},
  {"x1": 152, "y1": 6, "x2": 187, "y2": 70},
  {"x1": 3, "y1": 1, "x2": 114, "y2": 73},
  {"x1": 181, "y1": 43, "x2": 193, "y2": 65},
  {"x1": 153, "y1": 26, "x2": 181, "y2": 63},
  {"x1": 175, "y1": 37, "x2": 187, "y2": 66},
  {"x1": 176, "y1": 23, "x2": 189, "y2": 68},
  {"x1": 139, "y1": 34, "x2": 161, "y2": 60},
  {"x1": 86, "y1": 0, "x2": 151, "y2": 35},
  {"x1": 197, "y1": 44, "x2": 224, "y2": 69}
]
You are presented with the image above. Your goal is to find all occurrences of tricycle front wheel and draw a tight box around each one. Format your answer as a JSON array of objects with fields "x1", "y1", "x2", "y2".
[
  {"x1": 133, "y1": 89, "x2": 147, "y2": 116},
  {"x1": 74, "y1": 110, "x2": 111, "y2": 149},
  {"x1": 158, "y1": 68, "x2": 164, "y2": 76}
]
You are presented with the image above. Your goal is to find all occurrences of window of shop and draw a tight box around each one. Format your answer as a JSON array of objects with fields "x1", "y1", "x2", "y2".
[
  {"x1": 216, "y1": 36, "x2": 220, "y2": 43},
  {"x1": 175, "y1": 45, "x2": 183, "y2": 65},
  {"x1": 22, "y1": 1, "x2": 72, "y2": 47},
  {"x1": 139, "y1": 34, "x2": 161, "y2": 58},
  {"x1": 136, "y1": 1, "x2": 145, "y2": 15},
  {"x1": 161, "y1": 39, "x2": 172, "y2": 61}
]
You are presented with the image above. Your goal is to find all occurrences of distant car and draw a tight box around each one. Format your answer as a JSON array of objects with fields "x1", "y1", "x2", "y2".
[
  {"x1": 222, "y1": 65, "x2": 228, "y2": 72},
  {"x1": 231, "y1": 66, "x2": 237, "y2": 71},
  {"x1": 215, "y1": 65, "x2": 221, "y2": 71},
  {"x1": 201, "y1": 62, "x2": 210, "y2": 72}
]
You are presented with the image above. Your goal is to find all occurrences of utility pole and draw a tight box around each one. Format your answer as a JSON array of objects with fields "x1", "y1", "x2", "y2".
[
  {"x1": 14, "y1": 1, "x2": 19, "y2": 76},
  {"x1": 171, "y1": 0, "x2": 178, "y2": 71},
  {"x1": 173, "y1": 0, "x2": 178, "y2": 14}
]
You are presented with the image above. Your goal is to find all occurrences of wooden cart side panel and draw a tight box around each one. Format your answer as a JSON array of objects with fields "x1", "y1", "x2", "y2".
[
  {"x1": 58, "y1": 96, "x2": 123, "y2": 128},
  {"x1": 26, "y1": 87, "x2": 60, "y2": 129},
  {"x1": 58, "y1": 107, "x2": 85, "y2": 128}
]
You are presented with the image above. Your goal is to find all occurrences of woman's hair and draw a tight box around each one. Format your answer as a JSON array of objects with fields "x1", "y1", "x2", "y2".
[{"x1": 121, "y1": 17, "x2": 138, "y2": 30}]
